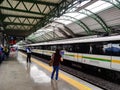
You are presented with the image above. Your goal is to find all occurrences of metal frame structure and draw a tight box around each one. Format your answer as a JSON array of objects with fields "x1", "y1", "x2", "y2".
[
  {"x1": 0, "y1": 0, "x2": 86, "y2": 37},
  {"x1": 1, "y1": 0, "x2": 120, "y2": 44}
]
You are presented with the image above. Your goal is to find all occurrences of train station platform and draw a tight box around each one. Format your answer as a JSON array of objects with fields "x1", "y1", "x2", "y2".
[{"x1": 0, "y1": 51, "x2": 103, "y2": 90}]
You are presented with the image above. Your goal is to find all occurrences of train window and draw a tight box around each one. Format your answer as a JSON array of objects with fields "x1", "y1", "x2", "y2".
[
  {"x1": 35, "y1": 46, "x2": 38, "y2": 49},
  {"x1": 37, "y1": 46, "x2": 40, "y2": 49},
  {"x1": 39, "y1": 46, "x2": 42, "y2": 49},
  {"x1": 41, "y1": 46, "x2": 44, "y2": 50},
  {"x1": 89, "y1": 42, "x2": 113, "y2": 56},
  {"x1": 103, "y1": 42, "x2": 112, "y2": 56},
  {"x1": 101, "y1": 41, "x2": 120, "y2": 56},
  {"x1": 91, "y1": 43, "x2": 104, "y2": 55},
  {"x1": 111, "y1": 41, "x2": 120, "y2": 56},
  {"x1": 75, "y1": 44, "x2": 80, "y2": 53},
  {"x1": 63, "y1": 45, "x2": 67, "y2": 51},
  {"x1": 62, "y1": 44, "x2": 75, "y2": 52},
  {"x1": 57, "y1": 45, "x2": 63, "y2": 50},
  {"x1": 75, "y1": 43, "x2": 90, "y2": 53},
  {"x1": 44, "y1": 46, "x2": 46, "y2": 50},
  {"x1": 51, "y1": 45, "x2": 56, "y2": 51},
  {"x1": 44, "y1": 45, "x2": 51, "y2": 50},
  {"x1": 82, "y1": 43, "x2": 90, "y2": 53},
  {"x1": 47, "y1": 45, "x2": 51, "y2": 50}
]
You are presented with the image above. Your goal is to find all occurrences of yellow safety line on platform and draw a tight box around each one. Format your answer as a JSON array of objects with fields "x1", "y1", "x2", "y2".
[{"x1": 20, "y1": 52, "x2": 91, "y2": 90}]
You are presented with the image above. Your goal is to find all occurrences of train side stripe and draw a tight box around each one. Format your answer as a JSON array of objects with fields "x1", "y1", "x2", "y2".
[
  {"x1": 82, "y1": 56, "x2": 111, "y2": 62},
  {"x1": 64, "y1": 53, "x2": 111, "y2": 62},
  {"x1": 65, "y1": 54, "x2": 75, "y2": 57},
  {"x1": 112, "y1": 60, "x2": 120, "y2": 64},
  {"x1": 37, "y1": 51, "x2": 120, "y2": 64},
  {"x1": 77, "y1": 55, "x2": 82, "y2": 58}
]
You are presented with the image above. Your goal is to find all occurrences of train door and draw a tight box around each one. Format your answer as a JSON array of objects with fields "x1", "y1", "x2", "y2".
[{"x1": 111, "y1": 41, "x2": 120, "y2": 70}]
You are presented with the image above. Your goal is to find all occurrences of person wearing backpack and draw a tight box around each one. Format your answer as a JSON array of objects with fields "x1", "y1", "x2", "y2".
[{"x1": 26, "y1": 47, "x2": 32, "y2": 63}]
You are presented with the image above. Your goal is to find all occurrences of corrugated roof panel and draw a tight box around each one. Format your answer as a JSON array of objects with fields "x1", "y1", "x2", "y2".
[
  {"x1": 1, "y1": 9, "x2": 44, "y2": 17},
  {"x1": 67, "y1": 23, "x2": 86, "y2": 33},
  {"x1": 55, "y1": 30, "x2": 66, "y2": 37}
]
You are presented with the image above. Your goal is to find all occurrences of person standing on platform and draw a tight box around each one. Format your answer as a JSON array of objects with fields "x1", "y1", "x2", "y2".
[
  {"x1": 0, "y1": 46, "x2": 3, "y2": 64},
  {"x1": 26, "y1": 47, "x2": 32, "y2": 63},
  {"x1": 51, "y1": 49, "x2": 63, "y2": 80},
  {"x1": 3, "y1": 46, "x2": 9, "y2": 59}
]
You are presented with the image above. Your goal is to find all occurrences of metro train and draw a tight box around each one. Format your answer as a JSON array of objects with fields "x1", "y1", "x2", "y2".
[{"x1": 21, "y1": 35, "x2": 120, "y2": 80}]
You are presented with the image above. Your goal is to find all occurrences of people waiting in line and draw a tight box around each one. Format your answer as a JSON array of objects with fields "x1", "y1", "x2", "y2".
[
  {"x1": 51, "y1": 49, "x2": 63, "y2": 80},
  {"x1": 26, "y1": 47, "x2": 32, "y2": 63}
]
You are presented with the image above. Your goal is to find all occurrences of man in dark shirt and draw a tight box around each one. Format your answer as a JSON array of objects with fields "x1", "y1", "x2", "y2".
[{"x1": 26, "y1": 47, "x2": 31, "y2": 63}]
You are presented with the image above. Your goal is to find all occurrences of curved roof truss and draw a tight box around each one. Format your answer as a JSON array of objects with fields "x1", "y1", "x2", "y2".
[
  {"x1": 79, "y1": 9, "x2": 111, "y2": 33},
  {"x1": 53, "y1": 21, "x2": 76, "y2": 37},
  {"x1": 63, "y1": 15, "x2": 92, "y2": 35}
]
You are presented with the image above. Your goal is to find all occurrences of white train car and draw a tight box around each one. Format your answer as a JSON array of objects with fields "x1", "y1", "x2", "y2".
[{"x1": 24, "y1": 35, "x2": 120, "y2": 80}]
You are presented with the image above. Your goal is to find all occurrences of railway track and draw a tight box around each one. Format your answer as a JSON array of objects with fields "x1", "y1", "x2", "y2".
[{"x1": 61, "y1": 64, "x2": 120, "y2": 90}]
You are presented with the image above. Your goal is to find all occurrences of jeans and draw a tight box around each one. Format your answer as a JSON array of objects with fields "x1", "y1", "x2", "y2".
[{"x1": 51, "y1": 66, "x2": 59, "y2": 80}]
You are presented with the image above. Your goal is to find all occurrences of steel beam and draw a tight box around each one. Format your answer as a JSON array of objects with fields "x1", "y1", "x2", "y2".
[
  {"x1": 15, "y1": 0, "x2": 58, "y2": 6},
  {"x1": 2, "y1": 14, "x2": 43, "y2": 19},
  {"x1": 0, "y1": 0, "x2": 4, "y2": 4},
  {"x1": 0, "y1": 6, "x2": 46, "y2": 16},
  {"x1": 3, "y1": 22, "x2": 33, "y2": 26},
  {"x1": 31, "y1": 0, "x2": 86, "y2": 33}
]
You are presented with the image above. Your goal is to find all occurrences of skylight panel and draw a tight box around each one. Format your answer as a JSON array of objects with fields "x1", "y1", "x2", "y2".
[{"x1": 86, "y1": 0, "x2": 113, "y2": 13}]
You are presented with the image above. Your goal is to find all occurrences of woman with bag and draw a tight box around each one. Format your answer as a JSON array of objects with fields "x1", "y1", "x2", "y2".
[{"x1": 51, "y1": 49, "x2": 63, "y2": 80}]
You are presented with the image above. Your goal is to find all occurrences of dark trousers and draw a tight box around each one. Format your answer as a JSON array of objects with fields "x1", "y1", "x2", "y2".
[
  {"x1": 27, "y1": 53, "x2": 31, "y2": 63},
  {"x1": 51, "y1": 66, "x2": 59, "y2": 80},
  {"x1": 0, "y1": 53, "x2": 4, "y2": 63},
  {"x1": 0, "y1": 55, "x2": 2, "y2": 64}
]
